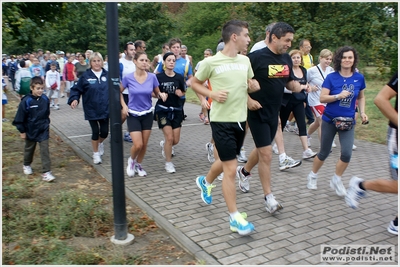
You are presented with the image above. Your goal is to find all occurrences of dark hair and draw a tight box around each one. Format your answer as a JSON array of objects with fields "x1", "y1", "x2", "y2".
[
  {"x1": 168, "y1": 38, "x2": 182, "y2": 49},
  {"x1": 221, "y1": 19, "x2": 249, "y2": 43},
  {"x1": 134, "y1": 40, "x2": 145, "y2": 49},
  {"x1": 268, "y1": 22, "x2": 295, "y2": 43},
  {"x1": 134, "y1": 51, "x2": 147, "y2": 61},
  {"x1": 124, "y1": 41, "x2": 134, "y2": 51},
  {"x1": 19, "y1": 60, "x2": 26, "y2": 68},
  {"x1": 30, "y1": 76, "x2": 44, "y2": 87},
  {"x1": 163, "y1": 52, "x2": 175, "y2": 62},
  {"x1": 162, "y1": 43, "x2": 169, "y2": 49},
  {"x1": 50, "y1": 62, "x2": 57, "y2": 67},
  {"x1": 333, "y1": 46, "x2": 358, "y2": 72}
]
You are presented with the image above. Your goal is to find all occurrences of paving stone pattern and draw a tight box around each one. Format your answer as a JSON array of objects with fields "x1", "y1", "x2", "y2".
[{"x1": 49, "y1": 96, "x2": 398, "y2": 265}]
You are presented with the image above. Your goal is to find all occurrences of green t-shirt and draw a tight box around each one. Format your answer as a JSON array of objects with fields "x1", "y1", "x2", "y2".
[{"x1": 195, "y1": 52, "x2": 254, "y2": 122}]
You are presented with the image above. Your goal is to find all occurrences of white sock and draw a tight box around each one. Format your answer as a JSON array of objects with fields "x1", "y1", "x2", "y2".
[
  {"x1": 204, "y1": 178, "x2": 211, "y2": 187},
  {"x1": 279, "y1": 153, "x2": 287, "y2": 162},
  {"x1": 310, "y1": 171, "x2": 317, "y2": 177},
  {"x1": 230, "y1": 211, "x2": 240, "y2": 220}
]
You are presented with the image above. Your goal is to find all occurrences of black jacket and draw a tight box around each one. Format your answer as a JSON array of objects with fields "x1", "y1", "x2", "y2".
[
  {"x1": 12, "y1": 93, "x2": 51, "y2": 142},
  {"x1": 68, "y1": 68, "x2": 109, "y2": 120}
]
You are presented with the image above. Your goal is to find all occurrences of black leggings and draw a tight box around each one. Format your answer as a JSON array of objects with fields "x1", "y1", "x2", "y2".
[
  {"x1": 280, "y1": 97, "x2": 307, "y2": 136},
  {"x1": 88, "y1": 118, "x2": 109, "y2": 140}
]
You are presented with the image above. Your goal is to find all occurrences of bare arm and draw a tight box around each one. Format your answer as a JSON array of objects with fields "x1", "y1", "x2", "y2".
[
  {"x1": 357, "y1": 89, "x2": 368, "y2": 123},
  {"x1": 320, "y1": 88, "x2": 351, "y2": 103},
  {"x1": 285, "y1": 80, "x2": 302, "y2": 93},
  {"x1": 374, "y1": 84, "x2": 398, "y2": 127},
  {"x1": 191, "y1": 76, "x2": 228, "y2": 103}
]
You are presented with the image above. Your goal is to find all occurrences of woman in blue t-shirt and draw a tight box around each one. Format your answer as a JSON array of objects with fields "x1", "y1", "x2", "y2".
[
  {"x1": 121, "y1": 52, "x2": 167, "y2": 178},
  {"x1": 306, "y1": 46, "x2": 369, "y2": 196}
]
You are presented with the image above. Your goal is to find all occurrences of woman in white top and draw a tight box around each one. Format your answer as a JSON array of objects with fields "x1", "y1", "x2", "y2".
[{"x1": 306, "y1": 49, "x2": 334, "y2": 144}]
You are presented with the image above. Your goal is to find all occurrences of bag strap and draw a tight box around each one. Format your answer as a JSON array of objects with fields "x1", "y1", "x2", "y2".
[{"x1": 316, "y1": 66, "x2": 325, "y2": 80}]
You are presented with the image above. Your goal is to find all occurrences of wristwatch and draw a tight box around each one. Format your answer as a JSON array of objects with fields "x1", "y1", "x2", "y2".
[{"x1": 334, "y1": 94, "x2": 339, "y2": 100}]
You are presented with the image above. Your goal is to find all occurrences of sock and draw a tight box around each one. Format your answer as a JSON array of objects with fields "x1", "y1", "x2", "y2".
[
  {"x1": 241, "y1": 167, "x2": 250, "y2": 176},
  {"x1": 203, "y1": 178, "x2": 211, "y2": 187},
  {"x1": 279, "y1": 153, "x2": 287, "y2": 162},
  {"x1": 394, "y1": 217, "x2": 398, "y2": 227},
  {"x1": 359, "y1": 181, "x2": 366, "y2": 191},
  {"x1": 230, "y1": 211, "x2": 241, "y2": 220},
  {"x1": 310, "y1": 171, "x2": 317, "y2": 177}
]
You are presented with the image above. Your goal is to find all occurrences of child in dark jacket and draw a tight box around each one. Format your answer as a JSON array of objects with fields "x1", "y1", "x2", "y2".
[{"x1": 12, "y1": 76, "x2": 55, "y2": 182}]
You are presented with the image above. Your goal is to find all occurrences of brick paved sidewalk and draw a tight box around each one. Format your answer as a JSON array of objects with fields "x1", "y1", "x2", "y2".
[{"x1": 47, "y1": 95, "x2": 397, "y2": 265}]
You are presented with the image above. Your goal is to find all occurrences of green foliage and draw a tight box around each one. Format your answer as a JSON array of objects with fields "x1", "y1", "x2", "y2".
[{"x1": 2, "y1": 2, "x2": 398, "y2": 76}]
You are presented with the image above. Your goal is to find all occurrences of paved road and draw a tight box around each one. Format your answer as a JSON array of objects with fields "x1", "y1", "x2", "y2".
[{"x1": 47, "y1": 94, "x2": 397, "y2": 265}]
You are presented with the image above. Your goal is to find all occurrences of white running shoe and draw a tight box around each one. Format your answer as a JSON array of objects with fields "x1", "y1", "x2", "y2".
[
  {"x1": 23, "y1": 165, "x2": 33, "y2": 175},
  {"x1": 236, "y1": 166, "x2": 251, "y2": 193},
  {"x1": 279, "y1": 156, "x2": 302, "y2": 171},
  {"x1": 205, "y1": 142, "x2": 215, "y2": 163},
  {"x1": 345, "y1": 176, "x2": 366, "y2": 209},
  {"x1": 126, "y1": 157, "x2": 135, "y2": 177},
  {"x1": 237, "y1": 148, "x2": 248, "y2": 163},
  {"x1": 93, "y1": 152, "x2": 102, "y2": 164},
  {"x1": 307, "y1": 171, "x2": 318, "y2": 190},
  {"x1": 388, "y1": 220, "x2": 398, "y2": 235},
  {"x1": 165, "y1": 162, "x2": 176, "y2": 173},
  {"x1": 264, "y1": 194, "x2": 283, "y2": 214},
  {"x1": 272, "y1": 143, "x2": 279, "y2": 155},
  {"x1": 217, "y1": 172, "x2": 224, "y2": 181},
  {"x1": 53, "y1": 104, "x2": 60, "y2": 110},
  {"x1": 42, "y1": 171, "x2": 55, "y2": 182},
  {"x1": 98, "y1": 142, "x2": 104, "y2": 156},
  {"x1": 303, "y1": 148, "x2": 317, "y2": 159},
  {"x1": 160, "y1": 140, "x2": 165, "y2": 158},
  {"x1": 330, "y1": 175, "x2": 347, "y2": 197},
  {"x1": 352, "y1": 144, "x2": 357, "y2": 150},
  {"x1": 332, "y1": 140, "x2": 337, "y2": 148},
  {"x1": 135, "y1": 163, "x2": 147, "y2": 177}
]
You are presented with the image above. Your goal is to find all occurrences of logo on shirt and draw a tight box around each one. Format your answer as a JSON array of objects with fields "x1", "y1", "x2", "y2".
[
  {"x1": 268, "y1": 65, "x2": 290, "y2": 78},
  {"x1": 101, "y1": 76, "x2": 107, "y2": 82}
]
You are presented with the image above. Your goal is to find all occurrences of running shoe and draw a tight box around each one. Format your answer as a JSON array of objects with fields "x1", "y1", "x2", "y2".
[
  {"x1": 307, "y1": 171, "x2": 318, "y2": 190},
  {"x1": 23, "y1": 165, "x2": 33, "y2": 175},
  {"x1": 345, "y1": 176, "x2": 366, "y2": 209},
  {"x1": 93, "y1": 152, "x2": 102, "y2": 164},
  {"x1": 126, "y1": 157, "x2": 135, "y2": 177},
  {"x1": 303, "y1": 148, "x2": 317, "y2": 159},
  {"x1": 330, "y1": 175, "x2": 347, "y2": 197},
  {"x1": 165, "y1": 162, "x2": 176, "y2": 173},
  {"x1": 160, "y1": 140, "x2": 165, "y2": 158},
  {"x1": 237, "y1": 148, "x2": 248, "y2": 163},
  {"x1": 42, "y1": 171, "x2": 56, "y2": 182},
  {"x1": 196, "y1": 176, "x2": 215, "y2": 205},
  {"x1": 236, "y1": 166, "x2": 251, "y2": 193},
  {"x1": 205, "y1": 142, "x2": 215, "y2": 163},
  {"x1": 388, "y1": 219, "x2": 398, "y2": 235},
  {"x1": 135, "y1": 163, "x2": 147, "y2": 177},
  {"x1": 264, "y1": 194, "x2": 283, "y2": 214},
  {"x1": 279, "y1": 156, "x2": 302, "y2": 171},
  {"x1": 272, "y1": 143, "x2": 279, "y2": 155},
  {"x1": 229, "y1": 212, "x2": 255, "y2": 236}
]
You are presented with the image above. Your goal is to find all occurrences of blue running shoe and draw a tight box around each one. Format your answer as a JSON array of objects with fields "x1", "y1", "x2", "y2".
[
  {"x1": 196, "y1": 176, "x2": 215, "y2": 205},
  {"x1": 124, "y1": 132, "x2": 133, "y2": 143},
  {"x1": 230, "y1": 212, "x2": 255, "y2": 236}
]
